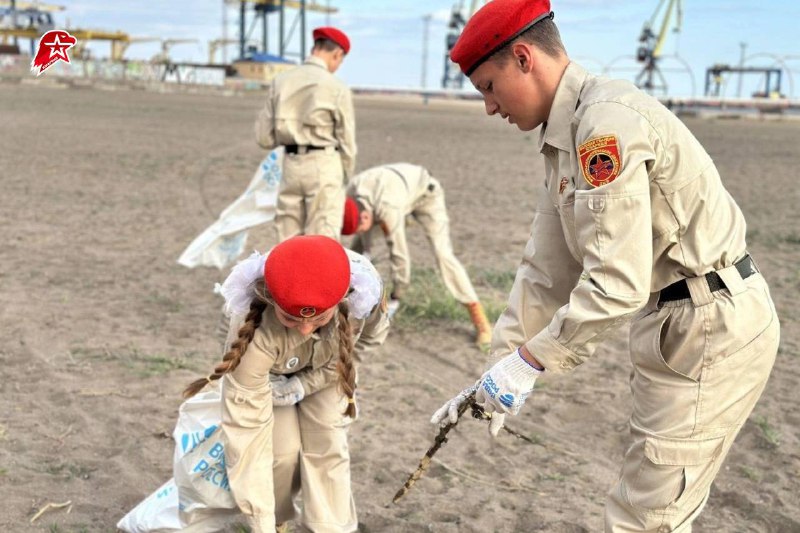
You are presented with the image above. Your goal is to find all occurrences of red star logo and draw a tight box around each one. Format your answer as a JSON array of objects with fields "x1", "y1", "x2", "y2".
[
  {"x1": 589, "y1": 155, "x2": 614, "y2": 181},
  {"x1": 44, "y1": 34, "x2": 72, "y2": 62},
  {"x1": 31, "y1": 30, "x2": 77, "y2": 76}
]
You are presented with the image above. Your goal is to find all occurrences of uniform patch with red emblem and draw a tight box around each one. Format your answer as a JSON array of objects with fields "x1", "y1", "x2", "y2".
[{"x1": 578, "y1": 135, "x2": 621, "y2": 188}]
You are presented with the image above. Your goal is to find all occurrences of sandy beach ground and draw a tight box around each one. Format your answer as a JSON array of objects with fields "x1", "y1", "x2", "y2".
[{"x1": 1, "y1": 81, "x2": 799, "y2": 532}]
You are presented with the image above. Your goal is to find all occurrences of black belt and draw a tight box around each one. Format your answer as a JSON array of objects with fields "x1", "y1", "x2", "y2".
[
  {"x1": 284, "y1": 144, "x2": 335, "y2": 154},
  {"x1": 659, "y1": 254, "x2": 757, "y2": 303}
]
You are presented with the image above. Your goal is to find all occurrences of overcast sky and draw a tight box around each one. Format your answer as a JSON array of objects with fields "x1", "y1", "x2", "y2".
[{"x1": 43, "y1": 1, "x2": 800, "y2": 98}]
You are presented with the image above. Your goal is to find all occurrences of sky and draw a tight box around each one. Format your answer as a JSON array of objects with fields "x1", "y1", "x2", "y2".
[{"x1": 24, "y1": 0, "x2": 800, "y2": 98}]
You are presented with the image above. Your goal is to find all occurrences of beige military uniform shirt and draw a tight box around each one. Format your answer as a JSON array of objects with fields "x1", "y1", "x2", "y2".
[
  {"x1": 491, "y1": 62, "x2": 747, "y2": 372},
  {"x1": 348, "y1": 163, "x2": 434, "y2": 292},
  {"x1": 221, "y1": 299, "x2": 389, "y2": 527},
  {"x1": 255, "y1": 55, "x2": 357, "y2": 178}
]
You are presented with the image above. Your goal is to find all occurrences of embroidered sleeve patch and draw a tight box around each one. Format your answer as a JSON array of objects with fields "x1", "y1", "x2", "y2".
[{"x1": 578, "y1": 135, "x2": 621, "y2": 187}]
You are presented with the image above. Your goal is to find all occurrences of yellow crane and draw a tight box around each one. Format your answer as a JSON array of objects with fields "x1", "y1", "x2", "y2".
[
  {"x1": 635, "y1": 0, "x2": 683, "y2": 94},
  {"x1": 151, "y1": 38, "x2": 200, "y2": 64}
]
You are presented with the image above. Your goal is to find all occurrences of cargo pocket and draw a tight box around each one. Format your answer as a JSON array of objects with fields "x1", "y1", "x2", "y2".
[{"x1": 625, "y1": 434, "x2": 725, "y2": 513}]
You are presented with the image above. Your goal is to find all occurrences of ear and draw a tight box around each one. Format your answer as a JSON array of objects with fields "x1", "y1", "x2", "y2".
[{"x1": 511, "y1": 42, "x2": 533, "y2": 73}]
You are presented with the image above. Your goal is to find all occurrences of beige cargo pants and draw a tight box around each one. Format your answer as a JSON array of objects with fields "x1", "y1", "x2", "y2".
[
  {"x1": 411, "y1": 178, "x2": 479, "y2": 303},
  {"x1": 273, "y1": 384, "x2": 357, "y2": 533},
  {"x1": 277, "y1": 149, "x2": 345, "y2": 241},
  {"x1": 605, "y1": 269, "x2": 779, "y2": 532}
]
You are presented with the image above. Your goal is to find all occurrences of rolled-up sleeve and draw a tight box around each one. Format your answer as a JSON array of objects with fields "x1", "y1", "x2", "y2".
[
  {"x1": 525, "y1": 103, "x2": 657, "y2": 373},
  {"x1": 354, "y1": 301, "x2": 391, "y2": 360},
  {"x1": 490, "y1": 190, "x2": 581, "y2": 358}
]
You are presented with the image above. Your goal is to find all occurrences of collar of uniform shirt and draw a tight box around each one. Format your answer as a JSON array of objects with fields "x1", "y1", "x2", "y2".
[
  {"x1": 305, "y1": 55, "x2": 328, "y2": 70},
  {"x1": 538, "y1": 62, "x2": 589, "y2": 154}
]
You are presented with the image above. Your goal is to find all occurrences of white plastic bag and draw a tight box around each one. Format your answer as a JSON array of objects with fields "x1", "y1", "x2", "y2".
[
  {"x1": 174, "y1": 426, "x2": 237, "y2": 525},
  {"x1": 178, "y1": 148, "x2": 284, "y2": 269},
  {"x1": 117, "y1": 479, "x2": 182, "y2": 533},
  {"x1": 117, "y1": 385, "x2": 240, "y2": 532},
  {"x1": 172, "y1": 386, "x2": 223, "y2": 465}
]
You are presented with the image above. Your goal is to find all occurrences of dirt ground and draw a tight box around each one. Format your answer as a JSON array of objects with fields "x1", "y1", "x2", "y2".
[{"x1": 1, "y1": 81, "x2": 799, "y2": 533}]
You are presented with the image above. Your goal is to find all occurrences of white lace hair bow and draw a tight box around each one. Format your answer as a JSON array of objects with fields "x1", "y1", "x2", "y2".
[{"x1": 215, "y1": 249, "x2": 383, "y2": 320}]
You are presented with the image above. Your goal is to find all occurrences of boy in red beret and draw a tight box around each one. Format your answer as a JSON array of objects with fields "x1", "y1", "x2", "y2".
[
  {"x1": 431, "y1": 1, "x2": 779, "y2": 531},
  {"x1": 185, "y1": 236, "x2": 389, "y2": 532},
  {"x1": 345, "y1": 163, "x2": 493, "y2": 349},
  {"x1": 255, "y1": 26, "x2": 356, "y2": 242}
]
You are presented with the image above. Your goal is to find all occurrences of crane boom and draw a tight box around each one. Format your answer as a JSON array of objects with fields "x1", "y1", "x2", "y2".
[{"x1": 635, "y1": 0, "x2": 682, "y2": 95}]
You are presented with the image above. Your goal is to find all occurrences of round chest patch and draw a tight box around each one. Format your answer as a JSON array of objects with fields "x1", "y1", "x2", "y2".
[{"x1": 286, "y1": 356, "x2": 300, "y2": 369}]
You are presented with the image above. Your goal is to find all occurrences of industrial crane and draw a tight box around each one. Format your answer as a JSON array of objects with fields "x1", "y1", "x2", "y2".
[
  {"x1": 226, "y1": 0, "x2": 337, "y2": 62},
  {"x1": 0, "y1": 0, "x2": 63, "y2": 52},
  {"x1": 442, "y1": 0, "x2": 486, "y2": 89},
  {"x1": 151, "y1": 38, "x2": 200, "y2": 65},
  {"x1": 208, "y1": 38, "x2": 238, "y2": 64},
  {"x1": 635, "y1": 0, "x2": 682, "y2": 94}
]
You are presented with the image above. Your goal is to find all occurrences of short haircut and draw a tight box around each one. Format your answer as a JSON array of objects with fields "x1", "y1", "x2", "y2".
[
  {"x1": 313, "y1": 38, "x2": 342, "y2": 53},
  {"x1": 492, "y1": 18, "x2": 566, "y2": 65}
]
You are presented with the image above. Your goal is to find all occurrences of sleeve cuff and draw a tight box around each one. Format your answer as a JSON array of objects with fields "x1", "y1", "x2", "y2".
[{"x1": 525, "y1": 330, "x2": 583, "y2": 374}]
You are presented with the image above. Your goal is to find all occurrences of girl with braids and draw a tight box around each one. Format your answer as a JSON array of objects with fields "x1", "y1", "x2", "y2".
[{"x1": 184, "y1": 235, "x2": 389, "y2": 533}]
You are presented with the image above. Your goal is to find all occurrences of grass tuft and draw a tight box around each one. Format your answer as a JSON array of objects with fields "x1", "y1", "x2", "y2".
[
  {"x1": 753, "y1": 415, "x2": 780, "y2": 448},
  {"x1": 392, "y1": 267, "x2": 510, "y2": 329}
]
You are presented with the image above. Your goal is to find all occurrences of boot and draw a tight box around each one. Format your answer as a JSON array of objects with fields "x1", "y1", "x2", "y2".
[{"x1": 465, "y1": 302, "x2": 492, "y2": 351}]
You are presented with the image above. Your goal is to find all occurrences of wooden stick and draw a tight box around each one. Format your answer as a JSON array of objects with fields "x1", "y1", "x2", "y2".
[{"x1": 30, "y1": 501, "x2": 72, "y2": 524}]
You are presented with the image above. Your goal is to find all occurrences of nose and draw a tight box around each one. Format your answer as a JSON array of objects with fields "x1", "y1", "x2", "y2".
[
  {"x1": 484, "y1": 97, "x2": 499, "y2": 116},
  {"x1": 298, "y1": 323, "x2": 315, "y2": 336}
]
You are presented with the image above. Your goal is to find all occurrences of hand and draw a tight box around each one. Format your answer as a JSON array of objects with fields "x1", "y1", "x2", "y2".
[
  {"x1": 476, "y1": 349, "x2": 542, "y2": 419},
  {"x1": 430, "y1": 382, "x2": 479, "y2": 428},
  {"x1": 270, "y1": 375, "x2": 305, "y2": 406},
  {"x1": 387, "y1": 298, "x2": 401, "y2": 319}
]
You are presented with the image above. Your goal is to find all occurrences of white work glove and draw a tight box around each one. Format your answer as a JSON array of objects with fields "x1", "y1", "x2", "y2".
[
  {"x1": 476, "y1": 349, "x2": 542, "y2": 436},
  {"x1": 270, "y1": 375, "x2": 305, "y2": 407},
  {"x1": 430, "y1": 382, "x2": 479, "y2": 427},
  {"x1": 387, "y1": 299, "x2": 401, "y2": 319}
]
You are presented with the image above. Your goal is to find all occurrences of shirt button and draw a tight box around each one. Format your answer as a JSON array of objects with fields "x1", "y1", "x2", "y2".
[
  {"x1": 658, "y1": 526, "x2": 671, "y2": 533},
  {"x1": 234, "y1": 393, "x2": 246, "y2": 404}
]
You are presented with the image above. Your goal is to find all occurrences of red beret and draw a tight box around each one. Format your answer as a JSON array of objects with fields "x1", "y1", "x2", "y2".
[
  {"x1": 313, "y1": 26, "x2": 351, "y2": 54},
  {"x1": 265, "y1": 235, "x2": 350, "y2": 318},
  {"x1": 450, "y1": 0, "x2": 553, "y2": 76},
  {"x1": 341, "y1": 196, "x2": 360, "y2": 236}
]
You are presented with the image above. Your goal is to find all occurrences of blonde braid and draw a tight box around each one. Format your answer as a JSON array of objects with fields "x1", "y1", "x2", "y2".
[
  {"x1": 336, "y1": 304, "x2": 357, "y2": 417},
  {"x1": 183, "y1": 280, "x2": 269, "y2": 398}
]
